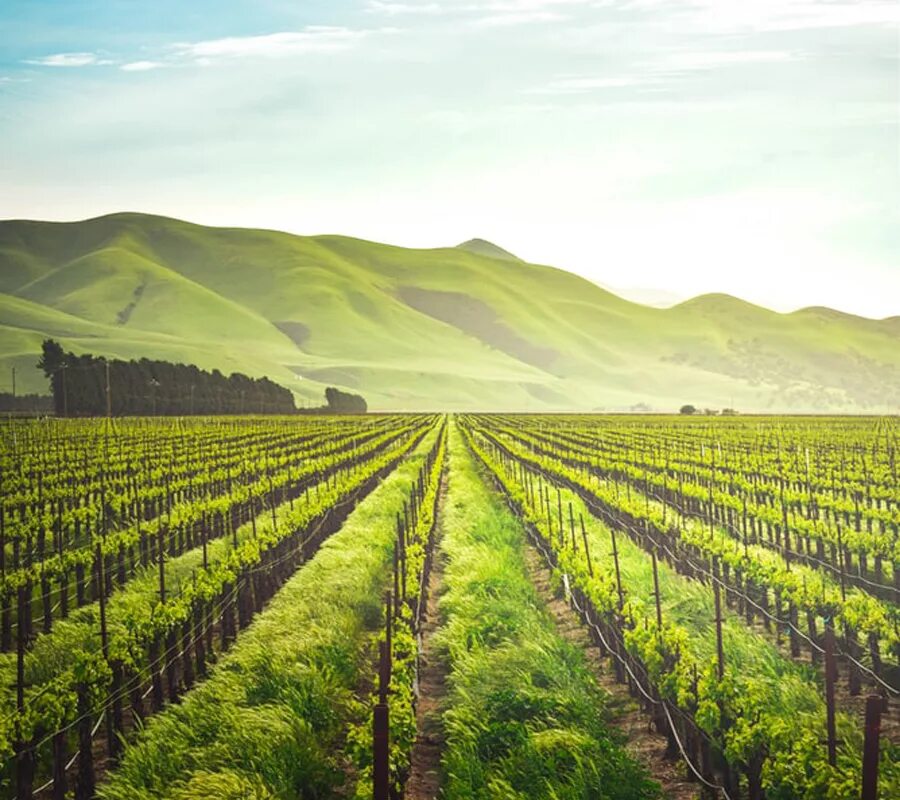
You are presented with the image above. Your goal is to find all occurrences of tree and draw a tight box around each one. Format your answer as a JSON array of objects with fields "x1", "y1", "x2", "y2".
[
  {"x1": 679, "y1": 404, "x2": 697, "y2": 415},
  {"x1": 37, "y1": 339, "x2": 67, "y2": 416},
  {"x1": 324, "y1": 387, "x2": 367, "y2": 413},
  {"x1": 35, "y1": 338, "x2": 295, "y2": 416}
]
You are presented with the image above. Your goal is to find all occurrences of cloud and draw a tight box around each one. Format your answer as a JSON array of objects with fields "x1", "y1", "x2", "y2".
[
  {"x1": 616, "y1": 0, "x2": 899, "y2": 33},
  {"x1": 662, "y1": 50, "x2": 796, "y2": 70},
  {"x1": 120, "y1": 61, "x2": 164, "y2": 72},
  {"x1": 472, "y1": 11, "x2": 567, "y2": 26},
  {"x1": 527, "y1": 75, "x2": 643, "y2": 93},
  {"x1": 528, "y1": 50, "x2": 799, "y2": 94},
  {"x1": 23, "y1": 52, "x2": 111, "y2": 67},
  {"x1": 367, "y1": 0, "x2": 593, "y2": 18},
  {"x1": 366, "y1": 1, "x2": 445, "y2": 13},
  {"x1": 170, "y1": 27, "x2": 373, "y2": 62}
]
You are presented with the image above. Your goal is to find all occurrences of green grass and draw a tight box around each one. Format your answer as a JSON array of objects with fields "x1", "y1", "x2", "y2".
[
  {"x1": 467, "y1": 425, "x2": 900, "y2": 799},
  {"x1": 435, "y1": 420, "x2": 659, "y2": 799},
  {"x1": 1, "y1": 212, "x2": 898, "y2": 411},
  {"x1": 98, "y1": 426, "x2": 440, "y2": 799}
]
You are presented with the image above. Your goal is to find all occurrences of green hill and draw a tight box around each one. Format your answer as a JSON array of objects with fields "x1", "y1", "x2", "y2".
[
  {"x1": 0, "y1": 212, "x2": 897, "y2": 412},
  {"x1": 455, "y1": 238, "x2": 522, "y2": 262}
]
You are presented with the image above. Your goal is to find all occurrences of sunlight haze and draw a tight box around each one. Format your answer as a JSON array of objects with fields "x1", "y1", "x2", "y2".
[{"x1": 1, "y1": 0, "x2": 897, "y2": 317}]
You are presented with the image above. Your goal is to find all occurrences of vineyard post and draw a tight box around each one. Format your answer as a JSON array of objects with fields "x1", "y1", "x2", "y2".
[
  {"x1": 836, "y1": 524, "x2": 847, "y2": 602},
  {"x1": 202, "y1": 522, "x2": 208, "y2": 571},
  {"x1": 557, "y1": 487, "x2": 563, "y2": 547},
  {"x1": 823, "y1": 622, "x2": 838, "y2": 767},
  {"x1": 373, "y1": 639, "x2": 391, "y2": 800},
  {"x1": 51, "y1": 730, "x2": 68, "y2": 800},
  {"x1": 0, "y1": 499, "x2": 8, "y2": 651},
  {"x1": 75, "y1": 683, "x2": 95, "y2": 800},
  {"x1": 97, "y1": 541, "x2": 121, "y2": 760},
  {"x1": 861, "y1": 695, "x2": 883, "y2": 800},
  {"x1": 568, "y1": 502, "x2": 577, "y2": 552},
  {"x1": 545, "y1": 484, "x2": 552, "y2": 534},
  {"x1": 158, "y1": 525, "x2": 166, "y2": 604},
  {"x1": 610, "y1": 527, "x2": 624, "y2": 610},
  {"x1": 580, "y1": 514, "x2": 594, "y2": 577},
  {"x1": 392, "y1": 542, "x2": 400, "y2": 616},
  {"x1": 385, "y1": 590, "x2": 392, "y2": 656},
  {"x1": 15, "y1": 582, "x2": 33, "y2": 799},
  {"x1": 651, "y1": 549, "x2": 663, "y2": 631},
  {"x1": 713, "y1": 577, "x2": 725, "y2": 681}
]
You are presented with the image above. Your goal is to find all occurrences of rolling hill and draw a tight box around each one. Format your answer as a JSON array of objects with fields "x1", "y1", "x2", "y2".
[{"x1": 0, "y1": 212, "x2": 897, "y2": 412}]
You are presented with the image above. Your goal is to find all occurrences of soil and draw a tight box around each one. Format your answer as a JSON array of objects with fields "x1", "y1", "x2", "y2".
[
  {"x1": 406, "y1": 473, "x2": 450, "y2": 799},
  {"x1": 522, "y1": 543, "x2": 700, "y2": 800}
]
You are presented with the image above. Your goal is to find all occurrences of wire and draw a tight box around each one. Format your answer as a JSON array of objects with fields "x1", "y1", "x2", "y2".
[
  {"x1": 519, "y1": 496, "x2": 734, "y2": 799},
  {"x1": 483, "y1": 428, "x2": 899, "y2": 694},
  {"x1": 4, "y1": 423, "x2": 434, "y2": 789}
]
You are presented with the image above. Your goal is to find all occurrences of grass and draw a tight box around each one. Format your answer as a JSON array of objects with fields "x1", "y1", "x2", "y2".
[
  {"x1": 98, "y1": 426, "x2": 440, "y2": 799},
  {"x1": 467, "y1": 424, "x2": 900, "y2": 799},
  {"x1": 435, "y1": 420, "x2": 659, "y2": 799},
  {"x1": 1, "y1": 212, "x2": 898, "y2": 411}
]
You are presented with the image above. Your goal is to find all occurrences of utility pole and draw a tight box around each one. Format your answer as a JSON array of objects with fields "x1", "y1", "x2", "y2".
[
  {"x1": 105, "y1": 360, "x2": 112, "y2": 418},
  {"x1": 61, "y1": 365, "x2": 68, "y2": 418},
  {"x1": 10, "y1": 367, "x2": 15, "y2": 398}
]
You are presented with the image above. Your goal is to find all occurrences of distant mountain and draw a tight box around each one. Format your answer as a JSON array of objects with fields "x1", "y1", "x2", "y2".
[
  {"x1": 0, "y1": 212, "x2": 897, "y2": 412},
  {"x1": 598, "y1": 284, "x2": 684, "y2": 308},
  {"x1": 456, "y1": 238, "x2": 522, "y2": 262}
]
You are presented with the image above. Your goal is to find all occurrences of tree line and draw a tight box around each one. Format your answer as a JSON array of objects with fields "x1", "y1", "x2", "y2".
[
  {"x1": 36, "y1": 340, "x2": 370, "y2": 416},
  {"x1": 0, "y1": 393, "x2": 54, "y2": 414},
  {"x1": 38, "y1": 339, "x2": 296, "y2": 416}
]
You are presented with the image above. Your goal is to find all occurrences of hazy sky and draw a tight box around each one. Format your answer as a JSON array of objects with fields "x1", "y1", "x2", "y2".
[{"x1": 1, "y1": 1, "x2": 898, "y2": 317}]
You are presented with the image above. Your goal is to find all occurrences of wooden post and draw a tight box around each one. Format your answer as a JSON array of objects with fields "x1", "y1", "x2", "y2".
[
  {"x1": 713, "y1": 579, "x2": 725, "y2": 681},
  {"x1": 568, "y1": 502, "x2": 577, "y2": 551},
  {"x1": 74, "y1": 684, "x2": 95, "y2": 800},
  {"x1": 610, "y1": 527, "x2": 624, "y2": 610},
  {"x1": 651, "y1": 549, "x2": 663, "y2": 630},
  {"x1": 861, "y1": 695, "x2": 883, "y2": 800},
  {"x1": 15, "y1": 582, "x2": 32, "y2": 799},
  {"x1": 824, "y1": 623, "x2": 838, "y2": 767},
  {"x1": 392, "y1": 547, "x2": 400, "y2": 616},
  {"x1": 836, "y1": 524, "x2": 847, "y2": 602},
  {"x1": 373, "y1": 638, "x2": 391, "y2": 800},
  {"x1": 149, "y1": 635, "x2": 164, "y2": 711},
  {"x1": 158, "y1": 526, "x2": 166, "y2": 604},
  {"x1": 580, "y1": 514, "x2": 594, "y2": 577},
  {"x1": 0, "y1": 503, "x2": 9, "y2": 652},
  {"x1": 385, "y1": 590, "x2": 392, "y2": 656},
  {"x1": 51, "y1": 730, "x2": 68, "y2": 800},
  {"x1": 202, "y1": 522, "x2": 208, "y2": 571},
  {"x1": 556, "y1": 486, "x2": 564, "y2": 547}
]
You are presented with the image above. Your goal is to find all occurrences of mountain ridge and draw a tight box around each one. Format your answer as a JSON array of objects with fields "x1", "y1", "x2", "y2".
[
  {"x1": 455, "y1": 238, "x2": 523, "y2": 262},
  {"x1": 0, "y1": 212, "x2": 897, "y2": 412}
]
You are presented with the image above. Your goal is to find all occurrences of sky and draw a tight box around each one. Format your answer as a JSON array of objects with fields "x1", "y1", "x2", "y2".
[{"x1": 0, "y1": 0, "x2": 898, "y2": 318}]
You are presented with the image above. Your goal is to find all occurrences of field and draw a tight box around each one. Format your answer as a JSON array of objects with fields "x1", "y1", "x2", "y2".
[
  {"x1": 3, "y1": 213, "x2": 900, "y2": 412},
  {"x1": 0, "y1": 414, "x2": 898, "y2": 799}
]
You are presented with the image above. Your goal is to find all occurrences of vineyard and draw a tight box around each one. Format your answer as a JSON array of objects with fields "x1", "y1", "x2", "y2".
[{"x1": 0, "y1": 414, "x2": 897, "y2": 799}]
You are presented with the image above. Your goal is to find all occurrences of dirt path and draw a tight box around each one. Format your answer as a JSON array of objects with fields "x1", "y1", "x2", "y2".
[
  {"x1": 406, "y1": 473, "x2": 450, "y2": 799},
  {"x1": 521, "y1": 543, "x2": 699, "y2": 800}
]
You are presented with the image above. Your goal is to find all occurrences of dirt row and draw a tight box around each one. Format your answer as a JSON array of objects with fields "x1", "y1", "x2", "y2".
[{"x1": 402, "y1": 456, "x2": 702, "y2": 799}]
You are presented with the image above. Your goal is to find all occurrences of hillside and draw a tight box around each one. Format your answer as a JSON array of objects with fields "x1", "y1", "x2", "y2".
[
  {"x1": 455, "y1": 238, "x2": 522, "y2": 262},
  {"x1": 0, "y1": 212, "x2": 897, "y2": 412}
]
